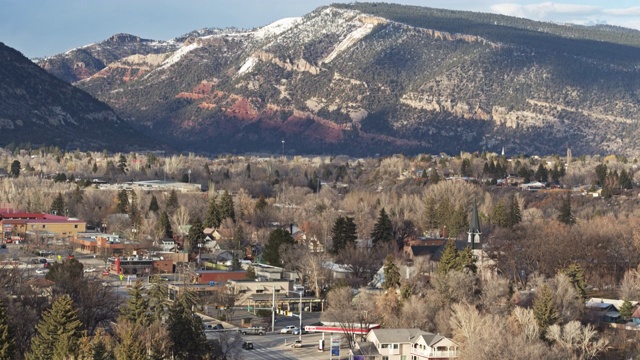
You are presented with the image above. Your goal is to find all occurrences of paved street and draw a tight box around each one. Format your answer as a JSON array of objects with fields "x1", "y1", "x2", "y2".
[{"x1": 240, "y1": 332, "x2": 351, "y2": 360}]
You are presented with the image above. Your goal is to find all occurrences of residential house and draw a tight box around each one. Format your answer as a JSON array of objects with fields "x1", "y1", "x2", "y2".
[
  {"x1": 520, "y1": 181, "x2": 546, "y2": 191},
  {"x1": 586, "y1": 298, "x2": 638, "y2": 323},
  {"x1": 352, "y1": 328, "x2": 458, "y2": 360}
]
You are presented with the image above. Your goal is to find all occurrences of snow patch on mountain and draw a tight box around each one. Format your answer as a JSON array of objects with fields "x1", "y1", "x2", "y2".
[
  {"x1": 253, "y1": 17, "x2": 302, "y2": 38},
  {"x1": 158, "y1": 42, "x2": 201, "y2": 70},
  {"x1": 238, "y1": 56, "x2": 258, "y2": 75},
  {"x1": 322, "y1": 21, "x2": 377, "y2": 63}
]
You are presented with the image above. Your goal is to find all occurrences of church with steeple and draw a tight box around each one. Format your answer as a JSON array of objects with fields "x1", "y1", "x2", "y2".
[
  {"x1": 467, "y1": 201, "x2": 482, "y2": 250},
  {"x1": 467, "y1": 201, "x2": 496, "y2": 280}
]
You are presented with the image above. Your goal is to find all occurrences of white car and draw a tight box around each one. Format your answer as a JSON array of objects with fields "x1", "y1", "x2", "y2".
[
  {"x1": 35, "y1": 268, "x2": 49, "y2": 275},
  {"x1": 280, "y1": 325, "x2": 299, "y2": 334},
  {"x1": 83, "y1": 267, "x2": 96, "y2": 273}
]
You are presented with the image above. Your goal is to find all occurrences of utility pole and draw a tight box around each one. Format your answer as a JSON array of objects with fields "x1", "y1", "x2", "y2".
[{"x1": 271, "y1": 285, "x2": 276, "y2": 332}]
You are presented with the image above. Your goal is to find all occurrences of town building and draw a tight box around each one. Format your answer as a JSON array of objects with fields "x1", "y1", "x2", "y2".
[{"x1": 0, "y1": 210, "x2": 86, "y2": 243}]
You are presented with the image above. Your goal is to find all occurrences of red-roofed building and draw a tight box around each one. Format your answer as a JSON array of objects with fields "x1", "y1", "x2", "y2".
[{"x1": 1, "y1": 210, "x2": 86, "y2": 243}]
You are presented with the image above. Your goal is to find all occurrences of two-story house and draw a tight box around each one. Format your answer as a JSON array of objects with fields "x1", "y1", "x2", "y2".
[{"x1": 353, "y1": 328, "x2": 458, "y2": 360}]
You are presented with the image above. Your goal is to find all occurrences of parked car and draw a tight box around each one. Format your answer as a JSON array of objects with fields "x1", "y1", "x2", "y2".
[
  {"x1": 35, "y1": 268, "x2": 49, "y2": 275},
  {"x1": 204, "y1": 323, "x2": 224, "y2": 331},
  {"x1": 83, "y1": 267, "x2": 96, "y2": 273},
  {"x1": 280, "y1": 325, "x2": 298, "y2": 334},
  {"x1": 290, "y1": 340, "x2": 303, "y2": 348},
  {"x1": 242, "y1": 341, "x2": 254, "y2": 350}
]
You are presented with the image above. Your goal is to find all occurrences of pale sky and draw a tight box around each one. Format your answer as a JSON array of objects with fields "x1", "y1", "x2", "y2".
[{"x1": 1, "y1": 0, "x2": 639, "y2": 58}]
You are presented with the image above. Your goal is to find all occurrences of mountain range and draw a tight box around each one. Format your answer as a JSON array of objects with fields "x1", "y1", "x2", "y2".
[
  {"x1": 0, "y1": 41, "x2": 156, "y2": 151},
  {"x1": 27, "y1": 3, "x2": 640, "y2": 156}
]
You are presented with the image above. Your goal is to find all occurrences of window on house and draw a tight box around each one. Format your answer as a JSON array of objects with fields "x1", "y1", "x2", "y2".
[
  {"x1": 42, "y1": 225, "x2": 46, "y2": 229},
  {"x1": 256, "y1": 290, "x2": 264, "y2": 294},
  {"x1": 74, "y1": 225, "x2": 78, "y2": 229},
  {"x1": 393, "y1": 344, "x2": 399, "y2": 350},
  {"x1": 382, "y1": 357, "x2": 389, "y2": 360},
  {"x1": 381, "y1": 344, "x2": 389, "y2": 349}
]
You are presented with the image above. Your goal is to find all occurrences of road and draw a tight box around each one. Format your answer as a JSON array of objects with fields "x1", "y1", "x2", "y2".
[{"x1": 238, "y1": 332, "x2": 350, "y2": 360}]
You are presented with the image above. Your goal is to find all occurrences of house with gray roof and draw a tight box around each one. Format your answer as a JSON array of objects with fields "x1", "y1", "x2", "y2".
[{"x1": 352, "y1": 328, "x2": 458, "y2": 359}]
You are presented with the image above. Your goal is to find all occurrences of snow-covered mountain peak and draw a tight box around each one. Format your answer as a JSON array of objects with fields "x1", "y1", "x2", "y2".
[{"x1": 253, "y1": 17, "x2": 302, "y2": 38}]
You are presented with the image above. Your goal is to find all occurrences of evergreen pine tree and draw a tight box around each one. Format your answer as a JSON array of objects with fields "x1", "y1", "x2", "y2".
[
  {"x1": 27, "y1": 294, "x2": 83, "y2": 360},
  {"x1": 482, "y1": 162, "x2": 490, "y2": 175},
  {"x1": 9, "y1": 160, "x2": 20, "y2": 177},
  {"x1": 113, "y1": 320, "x2": 147, "y2": 360},
  {"x1": 120, "y1": 281, "x2": 151, "y2": 326},
  {"x1": 92, "y1": 162, "x2": 98, "y2": 173},
  {"x1": 50, "y1": 192, "x2": 65, "y2": 216},
  {"x1": 429, "y1": 170, "x2": 440, "y2": 184},
  {"x1": 423, "y1": 198, "x2": 438, "y2": 230},
  {"x1": 0, "y1": 300, "x2": 15, "y2": 360},
  {"x1": 219, "y1": 191, "x2": 235, "y2": 222},
  {"x1": 532, "y1": 285, "x2": 559, "y2": 335},
  {"x1": 507, "y1": 193, "x2": 522, "y2": 227},
  {"x1": 563, "y1": 264, "x2": 587, "y2": 301},
  {"x1": 370, "y1": 208, "x2": 394, "y2": 245},
  {"x1": 79, "y1": 328, "x2": 112, "y2": 360},
  {"x1": 460, "y1": 158, "x2": 472, "y2": 177},
  {"x1": 254, "y1": 194, "x2": 268, "y2": 212},
  {"x1": 204, "y1": 196, "x2": 221, "y2": 229},
  {"x1": 534, "y1": 163, "x2": 548, "y2": 182},
  {"x1": 115, "y1": 190, "x2": 128, "y2": 213},
  {"x1": 149, "y1": 194, "x2": 159, "y2": 213},
  {"x1": 262, "y1": 228, "x2": 295, "y2": 266},
  {"x1": 231, "y1": 256, "x2": 242, "y2": 271},
  {"x1": 166, "y1": 190, "x2": 179, "y2": 214},
  {"x1": 167, "y1": 298, "x2": 207, "y2": 360},
  {"x1": 620, "y1": 300, "x2": 634, "y2": 321},
  {"x1": 159, "y1": 211, "x2": 173, "y2": 239},
  {"x1": 437, "y1": 240, "x2": 459, "y2": 275},
  {"x1": 492, "y1": 200, "x2": 508, "y2": 227},
  {"x1": 147, "y1": 280, "x2": 169, "y2": 322},
  {"x1": 117, "y1": 155, "x2": 128, "y2": 174},
  {"x1": 557, "y1": 193, "x2": 576, "y2": 225},
  {"x1": 246, "y1": 266, "x2": 256, "y2": 280},
  {"x1": 594, "y1": 164, "x2": 607, "y2": 186},
  {"x1": 619, "y1": 169, "x2": 632, "y2": 189},
  {"x1": 458, "y1": 247, "x2": 477, "y2": 273},
  {"x1": 449, "y1": 205, "x2": 469, "y2": 237},
  {"x1": 233, "y1": 224, "x2": 245, "y2": 250},
  {"x1": 187, "y1": 217, "x2": 204, "y2": 255},
  {"x1": 331, "y1": 216, "x2": 357, "y2": 254},
  {"x1": 382, "y1": 255, "x2": 401, "y2": 290}
]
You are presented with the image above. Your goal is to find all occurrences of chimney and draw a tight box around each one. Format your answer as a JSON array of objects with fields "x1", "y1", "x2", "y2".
[{"x1": 442, "y1": 226, "x2": 448, "y2": 239}]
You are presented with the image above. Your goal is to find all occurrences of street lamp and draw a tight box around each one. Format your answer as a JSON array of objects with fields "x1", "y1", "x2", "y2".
[
  {"x1": 288, "y1": 290, "x2": 303, "y2": 341},
  {"x1": 197, "y1": 242, "x2": 202, "y2": 268},
  {"x1": 281, "y1": 139, "x2": 285, "y2": 157}
]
